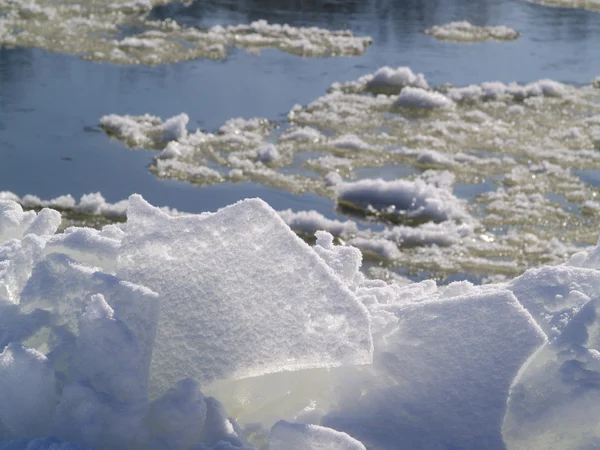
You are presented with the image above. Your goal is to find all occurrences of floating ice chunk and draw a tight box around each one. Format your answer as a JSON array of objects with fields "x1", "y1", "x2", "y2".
[
  {"x1": 332, "y1": 66, "x2": 428, "y2": 94},
  {"x1": 448, "y1": 78, "x2": 568, "y2": 101},
  {"x1": 117, "y1": 195, "x2": 372, "y2": 395},
  {"x1": 162, "y1": 113, "x2": 190, "y2": 142},
  {"x1": 393, "y1": 87, "x2": 454, "y2": 109},
  {"x1": 0, "y1": 344, "x2": 55, "y2": 438},
  {"x1": 425, "y1": 21, "x2": 519, "y2": 42},
  {"x1": 257, "y1": 144, "x2": 281, "y2": 164},
  {"x1": 100, "y1": 113, "x2": 188, "y2": 148},
  {"x1": 508, "y1": 265, "x2": 600, "y2": 340},
  {"x1": 153, "y1": 160, "x2": 224, "y2": 185},
  {"x1": 324, "y1": 289, "x2": 546, "y2": 449},
  {"x1": 347, "y1": 237, "x2": 401, "y2": 261},
  {"x1": 269, "y1": 421, "x2": 366, "y2": 450},
  {"x1": 4, "y1": 192, "x2": 130, "y2": 219},
  {"x1": 365, "y1": 66, "x2": 429, "y2": 93},
  {"x1": 532, "y1": 0, "x2": 600, "y2": 11},
  {"x1": 382, "y1": 220, "x2": 475, "y2": 247},
  {"x1": 278, "y1": 210, "x2": 357, "y2": 238},
  {"x1": 279, "y1": 127, "x2": 323, "y2": 143},
  {"x1": 336, "y1": 177, "x2": 469, "y2": 223},
  {"x1": 330, "y1": 134, "x2": 372, "y2": 151}
]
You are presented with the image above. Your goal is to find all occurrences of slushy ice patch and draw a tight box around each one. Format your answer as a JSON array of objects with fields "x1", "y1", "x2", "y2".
[
  {"x1": 99, "y1": 69, "x2": 600, "y2": 278},
  {"x1": 5, "y1": 195, "x2": 600, "y2": 448},
  {"x1": 0, "y1": 0, "x2": 371, "y2": 65}
]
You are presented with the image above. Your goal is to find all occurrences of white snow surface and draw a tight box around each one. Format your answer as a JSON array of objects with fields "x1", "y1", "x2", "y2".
[{"x1": 117, "y1": 195, "x2": 373, "y2": 394}]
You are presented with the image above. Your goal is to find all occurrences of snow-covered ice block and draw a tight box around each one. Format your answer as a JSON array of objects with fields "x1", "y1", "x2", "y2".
[
  {"x1": 313, "y1": 231, "x2": 363, "y2": 288},
  {"x1": 117, "y1": 195, "x2": 372, "y2": 396},
  {"x1": 508, "y1": 265, "x2": 600, "y2": 340},
  {"x1": 323, "y1": 289, "x2": 546, "y2": 449},
  {"x1": 336, "y1": 178, "x2": 469, "y2": 223},
  {"x1": 269, "y1": 421, "x2": 366, "y2": 450},
  {"x1": 0, "y1": 344, "x2": 56, "y2": 438},
  {"x1": 278, "y1": 210, "x2": 357, "y2": 238},
  {"x1": 146, "y1": 378, "x2": 207, "y2": 450},
  {"x1": 365, "y1": 66, "x2": 429, "y2": 93},
  {"x1": 393, "y1": 87, "x2": 454, "y2": 109},
  {"x1": 0, "y1": 202, "x2": 36, "y2": 245},
  {"x1": 72, "y1": 294, "x2": 150, "y2": 403},
  {"x1": 43, "y1": 226, "x2": 122, "y2": 272},
  {"x1": 19, "y1": 253, "x2": 159, "y2": 395},
  {"x1": 503, "y1": 297, "x2": 600, "y2": 449}
]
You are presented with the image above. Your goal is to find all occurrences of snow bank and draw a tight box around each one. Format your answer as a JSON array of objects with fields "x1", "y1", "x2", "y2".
[{"x1": 425, "y1": 21, "x2": 519, "y2": 42}]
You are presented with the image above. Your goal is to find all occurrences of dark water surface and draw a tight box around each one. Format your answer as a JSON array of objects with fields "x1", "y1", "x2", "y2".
[{"x1": 1, "y1": 0, "x2": 600, "y2": 215}]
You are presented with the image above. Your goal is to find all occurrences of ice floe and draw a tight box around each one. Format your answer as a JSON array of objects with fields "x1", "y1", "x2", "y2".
[
  {"x1": 98, "y1": 67, "x2": 600, "y2": 279},
  {"x1": 532, "y1": 0, "x2": 600, "y2": 11},
  {"x1": 0, "y1": 0, "x2": 371, "y2": 65},
  {"x1": 425, "y1": 21, "x2": 519, "y2": 42}
]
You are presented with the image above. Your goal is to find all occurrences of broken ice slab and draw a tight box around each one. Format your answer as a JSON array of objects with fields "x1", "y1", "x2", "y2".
[
  {"x1": 323, "y1": 289, "x2": 546, "y2": 450},
  {"x1": 503, "y1": 296, "x2": 600, "y2": 450},
  {"x1": 508, "y1": 264, "x2": 600, "y2": 340},
  {"x1": 117, "y1": 195, "x2": 373, "y2": 397}
]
